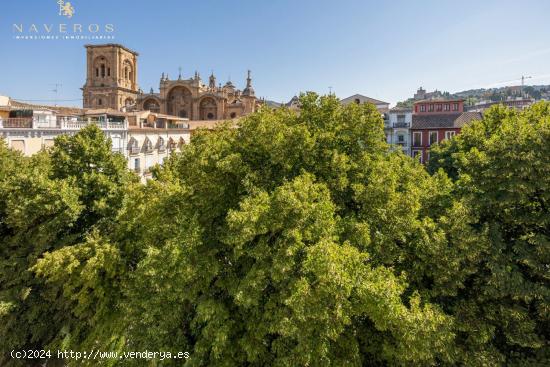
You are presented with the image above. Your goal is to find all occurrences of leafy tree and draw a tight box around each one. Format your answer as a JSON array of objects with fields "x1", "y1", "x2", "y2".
[
  {"x1": 0, "y1": 126, "x2": 137, "y2": 366},
  {"x1": 115, "y1": 94, "x2": 468, "y2": 366},
  {"x1": 2, "y1": 98, "x2": 548, "y2": 367},
  {"x1": 429, "y1": 102, "x2": 550, "y2": 365}
]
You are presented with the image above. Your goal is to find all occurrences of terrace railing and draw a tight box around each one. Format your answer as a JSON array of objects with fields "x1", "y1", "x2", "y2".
[{"x1": 0, "y1": 118, "x2": 33, "y2": 128}]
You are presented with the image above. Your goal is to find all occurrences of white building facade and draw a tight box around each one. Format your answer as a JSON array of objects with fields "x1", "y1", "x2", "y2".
[
  {"x1": 386, "y1": 107, "x2": 412, "y2": 155},
  {"x1": 0, "y1": 97, "x2": 191, "y2": 182}
]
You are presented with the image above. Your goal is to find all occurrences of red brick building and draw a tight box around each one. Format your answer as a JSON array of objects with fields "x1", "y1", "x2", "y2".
[{"x1": 410, "y1": 99, "x2": 481, "y2": 163}]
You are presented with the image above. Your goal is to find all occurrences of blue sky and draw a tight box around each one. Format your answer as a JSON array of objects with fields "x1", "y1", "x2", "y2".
[{"x1": 1, "y1": 0, "x2": 550, "y2": 106}]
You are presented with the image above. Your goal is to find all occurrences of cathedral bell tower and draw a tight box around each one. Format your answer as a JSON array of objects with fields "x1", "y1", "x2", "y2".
[{"x1": 82, "y1": 44, "x2": 140, "y2": 111}]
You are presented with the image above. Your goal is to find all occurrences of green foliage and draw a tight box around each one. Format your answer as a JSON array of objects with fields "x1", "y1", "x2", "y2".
[
  {"x1": 429, "y1": 102, "x2": 550, "y2": 365},
  {"x1": 0, "y1": 126, "x2": 137, "y2": 366},
  {"x1": 1, "y1": 98, "x2": 548, "y2": 366},
  {"x1": 117, "y1": 94, "x2": 459, "y2": 366}
]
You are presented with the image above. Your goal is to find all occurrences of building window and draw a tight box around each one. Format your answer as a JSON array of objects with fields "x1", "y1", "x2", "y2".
[
  {"x1": 10, "y1": 140, "x2": 25, "y2": 153},
  {"x1": 98, "y1": 98, "x2": 102, "y2": 106},
  {"x1": 436, "y1": 104, "x2": 442, "y2": 111},
  {"x1": 428, "y1": 104, "x2": 434, "y2": 112},
  {"x1": 420, "y1": 105, "x2": 426, "y2": 112},
  {"x1": 354, "y1": 98, "x2": 361, "y2": 104},
  {"x1": 445, "y1": 130, "x2": 456, "y2": 140},
  {"x1": 207, "y1": 112, "x2": 214, "y2": 120},
  {"x1": 397, "y1": 134, "x2": 404, "y2": 143},
  {"x1": 95, "y1": 68, "x2": 99, "y2": 77},
  {"x1": 413, "y1": 132, "x2": 422, "y2": 146},
  {"x1": 444, "y1": 103, "x2": 450, "y2": 111},
  {"x1": 452, "y1": 103, "x2": 459, "y2": 111},
  {"x1": 107, "y1": 68, "x2": 111, "y2": 77},
  {"x1": 43, "y1": 139, "x2": 55, "y2": 148},
  {"x1": 412, "y1": 150, "x2": 422, "y2": 163},
  {"x1": 134, "y1": 158, "x2": 140, "y2": 172},
  {"x1": 101, "y1": 64, "x2": 106, "y2": 78},
  {"x1": 397, "y1": 114, "x2": 405, "y2": 123},
  {"x1": 429, "y1": 131, "x2": 438, "y2": 145},
  {"x1": 230, "y1": 112, "x2": 237, "y2": 118}
]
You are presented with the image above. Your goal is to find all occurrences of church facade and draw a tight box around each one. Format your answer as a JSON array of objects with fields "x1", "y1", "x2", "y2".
[{"x1": 82, "y1": 44, "x2": 257, "y2": 120}]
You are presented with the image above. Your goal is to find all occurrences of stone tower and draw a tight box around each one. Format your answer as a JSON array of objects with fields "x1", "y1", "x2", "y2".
[{"x1": 82, "y1": 44, "x2": 139, "y2": 111}]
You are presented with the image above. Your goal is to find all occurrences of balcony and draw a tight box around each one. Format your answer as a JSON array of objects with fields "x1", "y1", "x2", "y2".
[
  {"x1": 0, "y1": 118, "x2": 127, "y2": 130},
  {"x1": 393, "y1": 122, "x2": 410, "y2": 128},
  {"x1": 129, "y1": 146, "x2": 141, "y2": 155},
  {"x1": 144, "y1": 145, "x2": 154, "y2": 154},
  {"x1": 60, "y1": 120, "x2": 126, "y2": 130},
  {"x1": 0, "y1": 118, "x2": 33, "y2": 128},
  {"x1": 158, "y1": 145, "x2": 166, "y2": 153},
  {"x1": 134, "y1": 167, "x2": 141, "y2": 173}
]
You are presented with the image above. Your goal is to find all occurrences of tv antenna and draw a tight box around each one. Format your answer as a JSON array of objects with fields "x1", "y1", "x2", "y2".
[{"x1": 50, "y1": 83, "x2": 62, "y2": 106}]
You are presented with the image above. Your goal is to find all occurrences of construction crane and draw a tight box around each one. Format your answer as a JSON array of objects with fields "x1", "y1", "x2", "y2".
[{"x1": 521, "y1": 75, "x2": 532, "y2": 87}]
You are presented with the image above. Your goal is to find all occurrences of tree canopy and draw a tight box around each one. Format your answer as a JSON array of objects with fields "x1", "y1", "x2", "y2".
[{"x1": 0, "y1": 96, "x2": 548, "y2": 366}]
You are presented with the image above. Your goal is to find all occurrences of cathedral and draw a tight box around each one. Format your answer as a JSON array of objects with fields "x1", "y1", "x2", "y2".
[{"x1": 82, "y1": 44, "x2": 257, "y2": 120}]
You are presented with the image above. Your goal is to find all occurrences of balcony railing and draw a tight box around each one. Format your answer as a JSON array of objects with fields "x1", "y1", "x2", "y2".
[
  {"x1": 129, "y1": 146, "x2": 141, "y2": 155},
  {"x1": 393, "y1": 122, "x2": 410, "y2": 128},
  {"x1": 158, "y1": 145, "x2": 166, "y2": 153},
  {"x1": 61, "y1": 120, "x2": 126, "y2": 130},
  {"x1": 145, "y1": 145, "x2": 154, "y2": 154},
  {"x1": 0, "y1": 118, "x2": 33, "y2": 128},
  {"x1": 1, "y1": 118, "x2": 127, "y2": 130}
]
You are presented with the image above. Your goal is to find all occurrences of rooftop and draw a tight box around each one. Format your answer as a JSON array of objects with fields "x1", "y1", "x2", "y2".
[
  {"x1": 414, "y1": 98, "x2": 465, "y2": 104},
  {"x1": 340, "y1": 94, "x2": 389, "y2": 105},
  {"x1": 85, "y1": 43, "x2": 139, "y2": 56},
  {"x1": 412, "y1": 112, "x2": 482, "y2": 129}
]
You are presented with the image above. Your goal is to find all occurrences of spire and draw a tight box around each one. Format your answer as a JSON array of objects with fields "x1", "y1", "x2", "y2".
[
  {"x1": 209, "y1": 71, "x2": 216, "y2": 90},
  {"x1": 178, "y1": 66, "x2": 182, "y2": 80},
  {"x1": 242, "y1": 69, "x2": 255, "y2": 96},
  {"x1": 150, "y1": 87, "x2": 154, "y2": 94},
  {"x1": 161, "y1": 72, "x2": 165, "y2": 81}
]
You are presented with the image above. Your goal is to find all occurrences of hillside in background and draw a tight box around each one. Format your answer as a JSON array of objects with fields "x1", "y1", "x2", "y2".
[{"x1": 396, "y1": 84, "x2": 550, "y2": 108}]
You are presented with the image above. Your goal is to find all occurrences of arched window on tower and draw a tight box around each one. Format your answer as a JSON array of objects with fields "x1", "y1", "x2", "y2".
[
  {"x1": 125, "y1": 67, "x2": 129, "y2": 80},
  {"x1": 101, "y1": 64, "x2": 106, "y2": 78},
  {"x1": 95, "y1": 68, "x2": 99, "y2": 77}
]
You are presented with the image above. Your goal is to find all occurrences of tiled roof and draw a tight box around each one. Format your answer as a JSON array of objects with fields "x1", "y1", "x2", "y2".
[
  {"x1": 411, "y1": 112, "x2": 482, "y2": 129},
  {"x1": 340, "y1": 94, "x2": 389, "y2": 105},
  {"x1": 412, "y1": 113, "x2": 461, "y2": 129},
  {"x1": 10, "y1": 100, "x2": 84, "y2": 116},
  {"x1": 454, "y1": 112, "x2": 482, "y2": 127}
]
